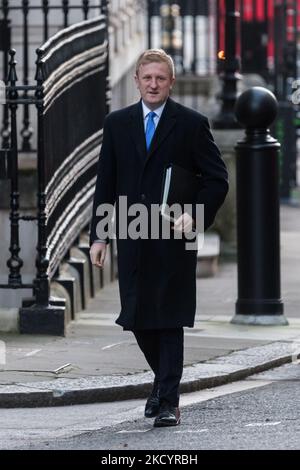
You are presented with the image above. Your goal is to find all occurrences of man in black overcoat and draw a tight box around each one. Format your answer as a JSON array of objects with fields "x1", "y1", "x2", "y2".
[{"x1": 90, "y1": 49, "x2": 228, "y2": 427}]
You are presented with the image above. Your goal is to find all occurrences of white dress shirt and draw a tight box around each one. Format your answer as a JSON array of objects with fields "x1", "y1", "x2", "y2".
[{"x1": 142, "y1": 100, "x2": 166, "y2": 132}]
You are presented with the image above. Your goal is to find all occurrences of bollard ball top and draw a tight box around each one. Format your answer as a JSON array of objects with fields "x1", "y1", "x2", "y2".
[{"x1": 234, "y1": 86, "x2": 278, "y2": 129}]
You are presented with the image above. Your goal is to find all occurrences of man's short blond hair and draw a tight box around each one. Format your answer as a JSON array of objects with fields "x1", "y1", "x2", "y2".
[{"x1": 135, "y1": 49, "x2": 175, "y2": 78}]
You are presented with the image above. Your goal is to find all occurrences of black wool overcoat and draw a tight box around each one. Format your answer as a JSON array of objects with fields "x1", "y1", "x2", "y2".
[{"x1": 90, "y1": 98, "x2": 229, "y2": 330}]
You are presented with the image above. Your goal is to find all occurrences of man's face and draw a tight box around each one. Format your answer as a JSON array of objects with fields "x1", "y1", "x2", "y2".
[{"x1": 135, "y1": 61, "x2": 175, "y2": 110}]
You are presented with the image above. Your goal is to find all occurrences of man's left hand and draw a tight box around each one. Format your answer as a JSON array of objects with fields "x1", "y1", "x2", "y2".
[{"x1": 173, "y1": 212, "x2": 195, "y2": 233}]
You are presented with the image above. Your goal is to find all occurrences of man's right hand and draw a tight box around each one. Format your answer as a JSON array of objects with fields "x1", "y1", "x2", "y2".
[{"x1": 90, "y1": 242, "x2": 107, "y2": 268}]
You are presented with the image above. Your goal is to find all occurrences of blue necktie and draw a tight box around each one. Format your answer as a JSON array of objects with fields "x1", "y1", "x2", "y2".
[{"x1": 145, "y1": 111, "x2": 156, "y2": 150}]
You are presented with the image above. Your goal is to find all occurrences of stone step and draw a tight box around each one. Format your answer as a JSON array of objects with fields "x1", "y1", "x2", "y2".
[{"x1": 197, "y1": 232, "x2": 220, "y2": 278}]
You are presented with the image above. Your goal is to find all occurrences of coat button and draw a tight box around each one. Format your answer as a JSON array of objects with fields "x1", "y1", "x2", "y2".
[{"x1": 141, "y1": 194, "x2": 146, "y2": 201}]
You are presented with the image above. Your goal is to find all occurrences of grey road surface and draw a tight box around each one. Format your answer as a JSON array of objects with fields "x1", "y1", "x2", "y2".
[{"x1": 1, "y1": 362, "x2": 299, "y2": 451}]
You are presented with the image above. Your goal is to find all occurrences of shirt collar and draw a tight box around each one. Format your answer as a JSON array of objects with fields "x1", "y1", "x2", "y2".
[{"x1": 141, "y1": 100, "x2": 167, "y2": 120}]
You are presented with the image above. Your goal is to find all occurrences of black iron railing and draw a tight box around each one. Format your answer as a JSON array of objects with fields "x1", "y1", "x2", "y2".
[
  {"x1": 0, "y1": 1, "x2": 103, "y2": 151},
  {"x1": 0, "y1": 14, "x2": 109, "y2": 312}
]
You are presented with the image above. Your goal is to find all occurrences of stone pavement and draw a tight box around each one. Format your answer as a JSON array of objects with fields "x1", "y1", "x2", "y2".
[{"x1": 0, "y1": 204, "x2": 299, "y2": 408}]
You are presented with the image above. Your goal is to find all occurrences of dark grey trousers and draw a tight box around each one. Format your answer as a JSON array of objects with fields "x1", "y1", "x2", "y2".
[{"x1": 133, "y1": 328, "x2": 184, "y2": 407}]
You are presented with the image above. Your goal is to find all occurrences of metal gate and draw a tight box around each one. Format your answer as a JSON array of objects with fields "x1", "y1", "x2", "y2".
[{"x1": 0, "y1": 11, "x2": 110, "y2": 335}]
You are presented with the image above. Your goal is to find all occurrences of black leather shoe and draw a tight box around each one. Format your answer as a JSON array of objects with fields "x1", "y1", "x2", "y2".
[
  {"x1": 145, "y1": 382, "x2": 160, "y2": 418},
  {"x1": 153, "y1": 401, "x2": 181, "y2": 427}
]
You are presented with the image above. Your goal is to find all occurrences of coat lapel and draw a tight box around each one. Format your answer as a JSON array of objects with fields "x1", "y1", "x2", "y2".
[
  {"x1": 146, "y1": 97, "x2": 177, "y2": 160},
  {"x1": 128, "y1": 101, "x2": 147, "y2": 161},
  {"x1": 128, "y1": 98, "x2": 178, "y2": 163}
]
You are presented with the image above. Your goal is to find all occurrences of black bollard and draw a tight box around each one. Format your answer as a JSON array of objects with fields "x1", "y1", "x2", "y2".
[{"x1": 232, "y1": 87, "x2": 288, "y2": 326}]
